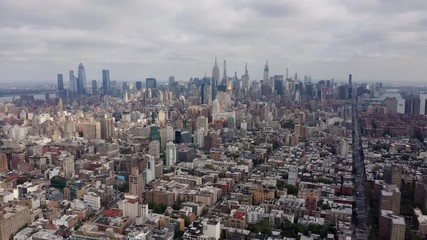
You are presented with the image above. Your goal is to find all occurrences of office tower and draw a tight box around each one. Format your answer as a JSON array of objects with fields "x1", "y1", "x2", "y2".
[
  {"x1": 379, "y1": 210, "x2": 405, "y2": 240},
  {"x1": 273, "y1": 75, "x2": 284, "y2": 95},
  {"x1": 69, "y1": 70, "x2": 77, "y2": 94},
  {"x1": 165, "y1": 141, "x2": 177, "y2": 167},
  {"x1": 212, "y1": 57, "x2": 220, "y2": 101},
  {"x1": 149, "y1": 124, "x2": 161, "y2": 143},
  {"x1": 77, "y1": 63, "x2": 87, "y2": 95},
  {"x1": 286, "y1": 62, "x2": 290, "y2": 80},
  {"x1": 175, "y1": 130, "x2": 183, "y2": 144},
  {"x1": 263, "y1": 60, "x2": 269, "y2": 82},
  {"x1": 122, "y1": 81, "x2": 129, "y2": 92},
  {"x1": 135, "y1": 81, "x2": 142, "y2": 91},
  {"x1": 384, "y1": 97, "x2": 398, "y2": 114},
  {"x1": 413, "y1": 97, "x2": 421, "y2": 115},
  {"x1": 91, "y1": 80, "x2": 97, "y2": 95},
  {"x1": 222, "y1": 59, "x2": 227, "y2": 84},
  {"x1": 241, "y1": 62, "x2": 250, "y2": 91},
  {"x1": 404, "y1": 99, "x2": 413, "y2": 114},
  {"x1": 102, "y1": 69, "x2": 110, "y2": 95},
  {"x1": 57, "y1": 74, "x2": 64, "y2": 91},
  {"x1": 425, "y1": 99, "x2": 427, "y2": 115},
  {"x1": 337, "y1": 85, "x2": 348, "y2": 100},
  {"x1": 348, "y1": 74, "x2": 353, "y2": 99},
  {"x1": 200, "y1": 84, "x2": 205, "y2": 104},
  {"x1": 146, "y1": 78, "x2": 157, "y2": 89}
]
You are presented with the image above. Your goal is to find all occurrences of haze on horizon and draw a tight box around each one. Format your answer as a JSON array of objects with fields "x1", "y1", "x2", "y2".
[{"x1": 0, "y1": 0, "x2": 426, "y2": 84}]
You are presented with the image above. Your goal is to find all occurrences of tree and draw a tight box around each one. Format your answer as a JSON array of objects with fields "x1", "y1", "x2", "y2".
[
  {"x1": 285, "y1": 184, "x2": 298, "y2": 196},
  {"x1": 148, "y1": 202, "x2": 167, "y2": 214},
  {"x1": 282, "y1": 120, "x2": 295, "y2": 130},
  {"x1": 172, "y1": 200, "x2": 182, "y2": 210},
  {"x1": 247, "y1": 220, "x2": 273, "y2": 236}
]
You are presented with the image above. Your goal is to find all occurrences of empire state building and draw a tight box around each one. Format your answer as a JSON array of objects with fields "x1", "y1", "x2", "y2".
[{"x1": 211, "y1": 57, "x2": 220, "y2": 101}]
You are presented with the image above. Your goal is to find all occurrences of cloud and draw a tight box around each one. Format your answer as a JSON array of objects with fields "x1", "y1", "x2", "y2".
[{"x1": 0, "y1": 0, "x2": 426, "y2": 84}]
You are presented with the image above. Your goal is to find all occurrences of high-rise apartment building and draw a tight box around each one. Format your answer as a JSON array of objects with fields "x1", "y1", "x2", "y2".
[
  {"x1": 0, "y1": 205, "x2": 31, "y2": 240},
  {"x1": 379, "y1": 210, "x2": 405, "y2": 240},
  {"x1": 80, "y1": 121, "x2": 101, "y2": 140},
  {"x1": 384, "y1": 97, "x2": 398, "y2": 114},
  {"x1": 165, "y1": 141, "x2": 177, "y2": 167},
  {"x1": 129, "y1": 165, "x2": 144, "y2": 198},
  {"x1": 148, "y1": 140, "x2": 160, "y2": 160},
  {"x1": 59, "y1": 151, "x2": 75, "y2": 178},
  {"x1": 0, "y1": 153, "x2": 8, "y2": 173},
  {"x1": 99, "y1": 117, "x2": 114, "y2": 140}
]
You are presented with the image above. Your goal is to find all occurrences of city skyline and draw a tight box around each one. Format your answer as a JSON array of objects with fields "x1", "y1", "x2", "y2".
[{"x1": 1, "y1": 1, "x2": 427, "y2": 83}]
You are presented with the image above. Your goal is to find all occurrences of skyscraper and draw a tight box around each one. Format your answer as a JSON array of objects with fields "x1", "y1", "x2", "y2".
[
  {"x1": 273, "y1": 75, "x2": 284, "y2": 95},
  {"x1": 102, "y1": 70, "x2": 110, "y2": 95},
  {"x1": 146, "y1": 78, "x2": 157, "y2": 89},
  {"x1": 135, "y1": 81, "x2": 142, "y2": 91},
  {"x1": 165, "y1": 141, "x2": 177, "y2": 167},
  {"x1": 69, "y1": 70, "x2": 77, "y2": 94},
  {"x1": 77, "y1": 63, "x2": 87, "y2": 95},
  {"x1": 200, "y1": 83, "x2": 205, "y2": 104},
  {"x1": 212, "y1": 57, "x2": 220, "y2": 101},
  {"x1": 263, "y1": 60, "x2": 269, "y2": 82},
  {"x1": 57, "y1": 74, "x2": 64, "y2": 91},
  {"x1": 242, "y1": 62, "x2": 250, "y2": 91},
  {"x1": 413, "y1": 97, "x2": 421, "y2": 115},
  {"x1": 404, "y1": 99, "x2": 413, "y2": 114},
  {"x1": 222, "y1": 59, "x2": 227, "y2": 85},
  {"x1": 348, "y1": 74, "x2": 353, "y2": 99},
  {"x1": 91, "y1": 80, "x2": 97, "y2": 95}
]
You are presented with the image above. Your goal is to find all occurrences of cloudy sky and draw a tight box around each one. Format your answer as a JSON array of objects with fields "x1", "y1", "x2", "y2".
[{"x1": 1, "y1": 0, "x2": 426, "y2": 85}]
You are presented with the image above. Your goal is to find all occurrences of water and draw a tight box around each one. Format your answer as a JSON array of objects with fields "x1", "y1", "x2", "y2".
[{"x1": 0, "y1": 93, "x2": 48, "y2": 103}]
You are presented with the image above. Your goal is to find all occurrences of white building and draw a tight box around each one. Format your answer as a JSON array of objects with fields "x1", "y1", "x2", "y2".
[
  {"x1": 9, "y1": 125, "x2": 28, "y2": 141},
  {"x1": 166, "y1": 125, "x2": 174, "y2": 142},
  {"x1": 149, "y1": 140, "x2": 160, "y2": 160},
  {"x1": 247, "y1": 206, "x2": 266, "y2": 224},
  {"x1": 202, "y1": 219, "x2": 220, "y2": 240},
  {"x1": 165, "y1": 141, "x2": 177, "y2": 167},
  {"x1": 119, "y1": 194, "x2": 141, "y2": 221},
  {"x1": 194, "y1": 128, "x2": 205, "y2": 148},
  {"x1": 59, "y1": 151, "x2": 75, "y2": 178},
  {"x1": 144, "y1": 155, "x2": 156, "y2": 183},
  {"x1": 288, "y1": 165, "x2": 298, "y2": 186},
  {"x1": 83, "y1": 192, "x2": 101, "y2": 211}
]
